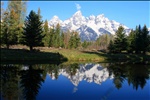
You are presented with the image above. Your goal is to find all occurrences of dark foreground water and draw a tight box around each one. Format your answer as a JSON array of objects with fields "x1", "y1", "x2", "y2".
[{"x1": 1, "y1": 63, "x2": 150, "y2": 100}]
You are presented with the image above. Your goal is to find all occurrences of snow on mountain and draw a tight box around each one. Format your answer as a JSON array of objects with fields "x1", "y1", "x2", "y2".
[
  {"x1": 49, "y1": 15, "x2": 62, "y2": 26},
  {"x1": 48, "y1": 63, "x2": 113, "y2": 86},
  {"x1": 48, "y1": 10, "x2": 131, "y2": 41}
]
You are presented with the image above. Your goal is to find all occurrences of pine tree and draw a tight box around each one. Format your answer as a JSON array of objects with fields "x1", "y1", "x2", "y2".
[
  {"x1": 22, "y1": 10, "x2": 45, "y2": 51},
  {"x1": 43, "y1": 20, "x2": 49, "y2": 46},
  {"x1": 37, "y1": 8, "x2": 42, "y2": 20},
  {"x1": 108, "y1": 40, "x2": 115, "y2": 53},
  {"x1": 113, "y1": 26, "x2": 127, "y2": 53},
  {"x1": 127, "y1": 29, "x2": 136, "y2": 53},
  {"x1": 49, "y1": 26, "x2": 55, "y2": 47},
  {"x1": 60, "y1": 32, "x2": 65, "y2": 48},
  {"x1": 55, "y1": 23, "x2": 61, "y2": 48},
  {"x1": 68, "y1": 31, "x2": 80, "y2": 49},
  {"x1": 148, "y1": 35, "x2": 150, "y2": 52},
  {"x1": 135, "y1": 25, "x2": 143, "y2": 54},
  {"x1": 74, "y1": 32, "x2": 81, "y2": 49},
  {"x1": 141, "y1": 25, "x2": 150, "y2": 54},
  {"x1": 68, "y1": 34, "x2": 74, "y2": 49}
]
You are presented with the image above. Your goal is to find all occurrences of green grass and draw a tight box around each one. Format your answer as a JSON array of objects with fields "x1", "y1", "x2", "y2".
[
  {"x1": 1, "y1": 48, "x2": 150, "y2": 64},
  {"x1": 42, "y1": 49, "x2": 106, "y2": 61},
  {"x1": 42, "y1": 48, "x2": 150, "y2": 64}
]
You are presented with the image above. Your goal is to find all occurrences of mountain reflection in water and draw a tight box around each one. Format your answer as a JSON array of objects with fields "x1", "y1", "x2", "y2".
[{"x1": 1, "y1": 63, "x2": 150, "y2": 100}]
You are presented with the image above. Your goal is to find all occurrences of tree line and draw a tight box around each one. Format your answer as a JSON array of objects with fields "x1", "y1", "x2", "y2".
[
  {"x1": 108, "y1": 25, "x2": 150, "y2": 54},
  {"x1": 43, "y1": 21, "x2": 81, "y2": 49}
]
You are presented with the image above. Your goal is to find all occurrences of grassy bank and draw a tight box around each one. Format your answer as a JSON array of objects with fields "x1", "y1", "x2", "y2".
[
  {"x1": 42, "y1": 49, "x2": 105, "y2": 61},
  {"x1": 1, "y1": 48, "x2": 150, "y2": 64},
  {"x1": 1, "y1": 48, "x2": 67, "y2": 63},
  {"x1": 42, "y1": 49, "x2": 150, "y2": 64}
]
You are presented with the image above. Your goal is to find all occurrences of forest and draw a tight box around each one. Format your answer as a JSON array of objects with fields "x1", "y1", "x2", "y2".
[{"x1": 1, "y1": 1, "x2": 150, "y2": 55}]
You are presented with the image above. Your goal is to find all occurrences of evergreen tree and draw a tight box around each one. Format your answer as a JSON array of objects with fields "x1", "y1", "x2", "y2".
[
  {"x1": 68, "y1": 34, "x2": 74, "y2": 49},
  {"x1": 22, "y1": 10, "x2": 45, "y2": 51},
  {"x1": 135, "y1": 25, "x2": 143, "y2": 54},
  {"x1": 127, "y1": 29, "x2": 136, "y2": 53},
  {"x1": 148, "y1": 35, "x2": 150, "y2": 52},
  {"x1": 49, "y1": 26, "x2": 55, "y2": 47},
  {"x1": 113, "y1": 26, "x2": 127, "y2": 53},
  {"x1": 108, "y1": 40, "x2": 115, "y2": 53},
  {"x1": 68, "y1": 31, "x2": 80, "y2": 49},
  {"x1": 55, "y1": 23, "x2": 61, "y2": 48},
  {"x1": 141, "y1": 25, "x2": 150, "y2": 54},
  {"x1": 37, "y1": 8, "x2": 42, "y2": 20},
  {"x1": 60, "y1": 32, "x2": 65, "y2": 48},
  {"x1": 43, "y1": 20, "x2": 49, "y2": 46},
  {"x1": 74, "y1": 32, "x2": 81, "y2": 48}
]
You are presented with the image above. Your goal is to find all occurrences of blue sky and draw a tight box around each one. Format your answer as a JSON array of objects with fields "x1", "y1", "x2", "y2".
[{"x1": 2, "y1": 1, "x2": 150, "y2": 29}]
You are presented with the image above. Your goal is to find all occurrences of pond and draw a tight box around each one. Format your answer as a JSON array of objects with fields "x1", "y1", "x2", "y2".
[{"x1": 1, "y1": 62, "x2": 150, "y2": 100}]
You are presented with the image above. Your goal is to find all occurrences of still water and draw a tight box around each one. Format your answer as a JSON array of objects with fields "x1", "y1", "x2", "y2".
[{"x1": 1, "y1": 63, "x2": 150, "y2": 100}]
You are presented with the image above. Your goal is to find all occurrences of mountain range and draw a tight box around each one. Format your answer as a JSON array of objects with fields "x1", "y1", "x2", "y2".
[{"x1": 48, "y1": 10, "x2": 131, "y2": 41}]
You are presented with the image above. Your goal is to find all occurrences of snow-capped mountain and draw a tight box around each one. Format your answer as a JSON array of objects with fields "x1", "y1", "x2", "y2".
[
  {"x1": 48, "y1": 10, "x2": 131, "y2": 41},
  {"x1": 48, "y1": 63, "x2": 113, "y2": 86}
]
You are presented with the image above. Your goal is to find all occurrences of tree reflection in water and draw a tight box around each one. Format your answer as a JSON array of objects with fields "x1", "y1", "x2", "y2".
[
  {"x1": 66, "y1": 63, "x2": 79, "y2": 77},
  {"x1": 125, "y1": 64, "x2": 149, "y2": 90},
  {"x1": 107, "y1": 63, "x2": 150, "y2": 90},
  {"x1": 0, "y1": 64, "x2": 21, "y2": 100},
  {"x1": 19, "y1": 64, "x2": 44, "y2": 100}
]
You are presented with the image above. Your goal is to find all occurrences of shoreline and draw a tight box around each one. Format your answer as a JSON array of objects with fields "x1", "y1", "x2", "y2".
[{"x1": 1, "y1": 48, "x2": 150, "y2": 64}]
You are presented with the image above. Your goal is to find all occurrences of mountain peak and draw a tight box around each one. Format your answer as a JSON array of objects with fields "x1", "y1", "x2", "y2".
[
  {"x1": 96, "y1": 14, "x2": 105, "y2": 19},
  {"x1": 52, "y1": 15, "x2": 60, "y2": 20},
  {"x1": 49, "y1": 15, "x2": 62, "y2": 26},
  {"x1": 73, "y1": 10, "x2": 82, "y2": 17}
]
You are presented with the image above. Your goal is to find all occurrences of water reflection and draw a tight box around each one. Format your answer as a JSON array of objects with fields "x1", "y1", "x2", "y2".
[
  {"x1": 107, "y1": 63, "x2": 150, "y2": 90},
  {"x1": 19, "y1": 64, "x2": 44, "y2": 100},
  {"x1": 0, "y1": 63, "x2": 150, "y2": 100},
  {"x1": 50, "y1": 63, "x2": 113, "y2": 86},
  {"x1": 1, "y1": 64, "x2": 20, "y2": 100}
]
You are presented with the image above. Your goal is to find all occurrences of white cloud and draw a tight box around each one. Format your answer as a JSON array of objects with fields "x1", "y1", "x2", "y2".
[{"x1": 75, "y1": 3, "x2": 81, "y2": 11}]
